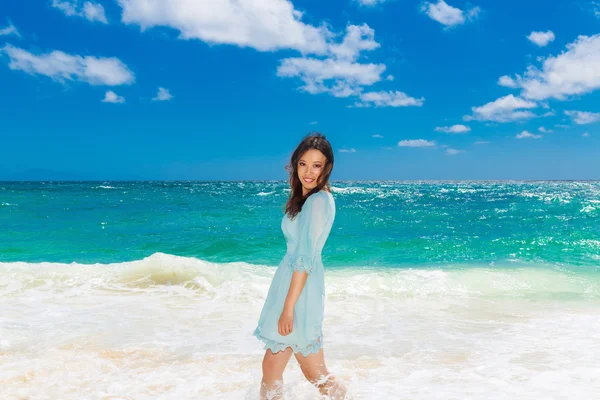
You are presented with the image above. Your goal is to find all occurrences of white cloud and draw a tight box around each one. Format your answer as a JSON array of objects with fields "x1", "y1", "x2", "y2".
[
  {"x1": 116, "y1": 1, "x2": 421, "y2": 106},
  {"x1": 582, "y1": 131, "x2": 590, "y2": 137},
  {"x1": 0, "y1": 44, "x2": 134, "y2": 86},
  {"x1": 276, "y1": 23, "x2": 417, "y2": 103},
  {"x1": 465, "y1": 94, "x2": 537, "y2": 122},
  {"x1": 372, "y1": 134, "x2": 384, "y2": 138},
  {"x1": 555, "y1": 124, "x2": 570, "y2": 128},
  {"x1": 355, "y1": 0, "x2": 386, "y2": 6},
  {"x1": 0, "y1": 22, "x2": 20, "y2": 37},
  {"x1": 564, "y1": 110, "x2": 600, "y2": 124},
  {"x1": 435, "y1": 124, "x2": 470, "y2": 133},
  {"x1": 527, "y1": 30, "x2": 555, "y2": 47},
  {"x1": 153, "y1": 87, "x2": 173, "y2": 101},
  {"x1": 541, "y1": 110, "x2": 555, "y2": 117},
  {"x1": 421, "y1": 0, "x2": 480, "y2": 27},
  {"x1": 516, "y1": 130, "x2": 542, "y2": 139},
  {"x1": 398, "y1": 139, "x2": 436, "y2": 147},
  {"x1": 277, "y1": 57, "x2": 385, "y2": 97},
  {"x1": 329, "y1": 24, "x2": 380, "y2": 62},
  {"x1": 466, "y1": 6, "x2": 481, "y2": 20},
  {"x1": 498, "y1": 75, "x2": 518, "y2": 88},
  {"x1": 53, "y1": 1, "x2": 108, "y2": 23},
  {"x1": 353, "y1": 90, "x2": 425, "y2": 107},
  {"x1": 339, "y1": 148, "x2": 357, "y2": 152},
  {"x1": 501, "y1": 34, "x2": 600, "y2": 100},
  {"x1": 445, "y1": 148, "x2": 464, "y2": 155},
  {"x1": 102, "y1": 90, "x2": 125, "y2": 103},
  {"x1": 117, "y1": 0, "x2": 329, "y2": 54},
  {"x1": 538, "y1": 126, "x2": 552, "y2": 133},
  {"x1": 83, "y1": 2, "x2": 108, "y2": 23},
  {"x1": 591, "y1": 2, "x2": 600, "y2": 18},
  {"x1": 309, "y1": 121, "x2": 318, "y2": 125},
  {"x1": 474, "y1": 140, "x2": 490, "y2": 144},
  {"x1": 52, "y1": 0, "x2": 77, "y2": 16}
]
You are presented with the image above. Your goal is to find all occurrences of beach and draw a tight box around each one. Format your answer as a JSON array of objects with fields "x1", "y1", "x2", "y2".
[{"x1": 1, "y1": 181, "x2": 599, "y2": 399}]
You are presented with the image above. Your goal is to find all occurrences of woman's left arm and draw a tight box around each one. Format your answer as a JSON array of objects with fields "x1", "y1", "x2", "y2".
[{"x1": 278, "y1": 271, "x2": 308, "y2": 336}]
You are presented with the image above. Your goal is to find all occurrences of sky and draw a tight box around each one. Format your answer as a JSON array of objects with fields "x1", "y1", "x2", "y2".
[{"x1": 1, "y1": 0, "x2": 599, "y2": 181}]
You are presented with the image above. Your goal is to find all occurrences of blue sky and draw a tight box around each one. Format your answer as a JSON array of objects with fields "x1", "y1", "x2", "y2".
[{"x1": 1, "y1": 0, "x2": 599, "y2": 180}]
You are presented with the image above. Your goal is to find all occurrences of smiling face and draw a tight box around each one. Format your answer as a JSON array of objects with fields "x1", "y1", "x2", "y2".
[{"x1": 297, "y1": 149, "x2": 327, "y2": 196}]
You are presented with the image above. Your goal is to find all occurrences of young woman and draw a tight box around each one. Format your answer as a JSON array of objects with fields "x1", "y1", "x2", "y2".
[{"x1": 253, "y1": 133, "x2": 348, "y2": 399}]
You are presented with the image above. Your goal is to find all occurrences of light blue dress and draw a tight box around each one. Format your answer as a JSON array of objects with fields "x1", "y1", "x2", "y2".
[{"x1": 253, "y1": 190, "x2": 336, "y2": 357}]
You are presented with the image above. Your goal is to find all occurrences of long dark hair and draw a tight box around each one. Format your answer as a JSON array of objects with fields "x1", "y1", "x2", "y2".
[{"x1": 284, "y1": 132, "x2": 334, "y2": 219}]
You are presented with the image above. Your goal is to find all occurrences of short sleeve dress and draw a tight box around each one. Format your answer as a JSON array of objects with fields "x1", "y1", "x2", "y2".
[{"x1": 253, "y1": 190, "x2": 336, "y2": 357}]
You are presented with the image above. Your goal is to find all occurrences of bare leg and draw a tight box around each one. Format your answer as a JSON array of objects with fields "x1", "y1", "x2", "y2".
[
  {"x1": 294, "y1": 347, "x2": 348, "y2": 399},
  {"x1": 261, "y1": 348, "x2": 293, "y2": 400}
]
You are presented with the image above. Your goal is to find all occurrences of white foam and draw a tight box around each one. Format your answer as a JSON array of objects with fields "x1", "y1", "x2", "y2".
[{"x1": 1, "y1": 253, "x2": 599, "y2": 399}]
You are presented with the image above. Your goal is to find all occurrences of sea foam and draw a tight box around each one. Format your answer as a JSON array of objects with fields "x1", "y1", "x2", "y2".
[{"x1": 1, "y1": 253, "x2": 599, "y2": 399}]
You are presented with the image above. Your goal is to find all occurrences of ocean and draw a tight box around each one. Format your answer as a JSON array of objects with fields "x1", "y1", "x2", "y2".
[{"x1": 1, "y1": 181, "x2": 599, "y2": 399}]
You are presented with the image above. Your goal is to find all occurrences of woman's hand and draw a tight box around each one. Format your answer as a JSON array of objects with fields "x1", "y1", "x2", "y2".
[{"x1": 278, "y1": 308, "x2": 294, "y2": 336}]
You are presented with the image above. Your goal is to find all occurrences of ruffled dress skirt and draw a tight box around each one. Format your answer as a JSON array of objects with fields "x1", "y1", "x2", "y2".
[{"x1": 253, "y1": 252, "x2": 325, "y2": 357}]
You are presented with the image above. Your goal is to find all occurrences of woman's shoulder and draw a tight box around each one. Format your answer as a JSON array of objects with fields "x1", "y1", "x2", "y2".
[
  {"x1": 306, "y1": 189, "x2": 334, "y2": 209},
  {"x1": 310, "y1": 188, "x2": 333, "y2": 199}
]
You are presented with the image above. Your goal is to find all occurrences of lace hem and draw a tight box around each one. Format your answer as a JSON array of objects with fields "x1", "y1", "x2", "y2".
[
  {"x1": 253, "y1": 326, "x2": 323, "y2": 357},
  {"x1": 288, "y1": 255, "x2": 317, "y2": 275}
]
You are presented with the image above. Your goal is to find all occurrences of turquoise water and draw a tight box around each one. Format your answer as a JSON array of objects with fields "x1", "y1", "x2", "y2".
[
  {"x1": 1, "y1": 181, "x2": 600, "y2": 270},
  {"x1": 2, "y1": 181, "x2": 600, "y2": 398}
]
